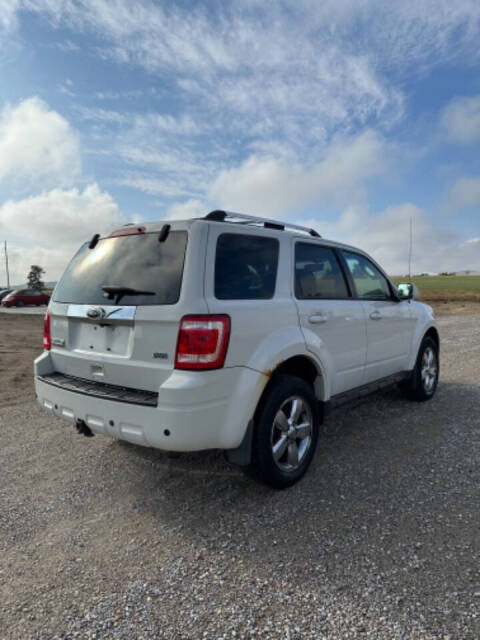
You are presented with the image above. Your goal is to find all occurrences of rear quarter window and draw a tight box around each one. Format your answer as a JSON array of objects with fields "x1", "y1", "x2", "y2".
[{"x1": 215, "y1": 233, "x2": 279, "y2": 300}]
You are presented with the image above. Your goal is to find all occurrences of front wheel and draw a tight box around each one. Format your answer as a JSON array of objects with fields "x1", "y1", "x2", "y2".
[
  {"x1": 248, "y1": 375, "x2": 319, "y2": 489},
  {"x1": 406, "y1": 336, "x2": 439, "y2": 401}
]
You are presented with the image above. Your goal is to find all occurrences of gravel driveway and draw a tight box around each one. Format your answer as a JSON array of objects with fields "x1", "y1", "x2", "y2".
[
  {"x1": 0, "y1": 306, "x2": 46, "y2": 315},
  {"x1": 1, "y1": 313, "x2": 479, "y2": 639}
]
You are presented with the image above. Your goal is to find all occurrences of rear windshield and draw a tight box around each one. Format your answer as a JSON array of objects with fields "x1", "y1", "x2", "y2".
[
  {"x1": 53, "y1": 231, "x2": 187, "y2": 306},
  {"x1": 215, "y1": 233, "x2": 279, "y2": 299}
]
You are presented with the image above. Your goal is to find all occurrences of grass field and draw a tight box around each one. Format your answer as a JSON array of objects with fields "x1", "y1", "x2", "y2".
[{"x1": 392, "y1": 275, "x2": 480, "y2": 302}]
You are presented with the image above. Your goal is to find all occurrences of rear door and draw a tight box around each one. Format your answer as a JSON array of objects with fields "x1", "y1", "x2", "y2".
[
  {"x1": 47, "y1": 222, "x2": 208, "y2": 392},
  {"x1": 203, "y1": 227, "x2": 299, "y2": 368},
  {"x1": 340, "y1": 250, "x2": 414, "y2": 382},
  {"x1": 293, "y1": 242, "x2": 367, "y2": 396}
]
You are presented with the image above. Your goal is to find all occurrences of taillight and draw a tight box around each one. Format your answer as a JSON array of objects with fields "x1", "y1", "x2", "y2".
[
  {"x1": 43, "y1": 312, "x2": 51, "y2": 350},
  {"x1": 175, "y1": 315, "x2": 230, "y2": 370}
]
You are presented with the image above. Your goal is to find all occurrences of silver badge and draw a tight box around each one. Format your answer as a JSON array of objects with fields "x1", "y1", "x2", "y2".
[{"x1": 87, "y1": 307, "x2": 106, "y2": 319}]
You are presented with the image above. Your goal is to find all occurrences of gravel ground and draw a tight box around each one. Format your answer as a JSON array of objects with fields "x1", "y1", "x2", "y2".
[
  {"x1": 0, "y1": 306, "x2": 46, "y2": 315},
  {"x1": 0, "y1": 312, "x2": 479, "y2": 639}
]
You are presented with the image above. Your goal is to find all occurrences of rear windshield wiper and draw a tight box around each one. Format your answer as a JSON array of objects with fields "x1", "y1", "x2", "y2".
[{"x1": 101, "y1": 285, "x2": 156, "y2": 304}]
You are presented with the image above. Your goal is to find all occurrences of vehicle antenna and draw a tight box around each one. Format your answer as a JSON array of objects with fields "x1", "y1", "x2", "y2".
[{"x1": 408, "y1": 215, "x2": 413, "y2": 280}]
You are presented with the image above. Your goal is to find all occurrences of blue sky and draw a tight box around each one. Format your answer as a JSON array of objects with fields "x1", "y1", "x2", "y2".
[{"x1": 1, "y1": 0, "x2": 480, "y2": 284}]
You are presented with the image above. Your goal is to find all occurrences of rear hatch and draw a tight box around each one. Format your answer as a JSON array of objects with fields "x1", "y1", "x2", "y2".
[{"x1": 47, "y1": 222, "x2": 208, "y2": 392}]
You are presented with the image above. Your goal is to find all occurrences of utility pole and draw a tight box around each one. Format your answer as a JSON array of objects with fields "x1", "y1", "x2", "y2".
[
  {"x1": 408, "y1": 215, "x2": 413, "y2": 280},
  {"x1": 4, "y1": 241, "x2": 10, "y2": 288}
]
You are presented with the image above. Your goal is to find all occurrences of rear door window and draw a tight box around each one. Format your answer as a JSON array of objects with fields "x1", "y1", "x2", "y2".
[
  {"x1": 53, "y1": 231, "x2": 188, "y2": 306},
  {"x1": 295, "y1": 243, "x2": 349, "y2": 299},
  {"x1": 215, "y1": 233, "x2": 279, "y2": 299}
]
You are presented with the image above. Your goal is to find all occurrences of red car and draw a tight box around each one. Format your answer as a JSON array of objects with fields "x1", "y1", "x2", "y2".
[{"x1": 1, "y1": 288, "x2": 50, "y2": 307}]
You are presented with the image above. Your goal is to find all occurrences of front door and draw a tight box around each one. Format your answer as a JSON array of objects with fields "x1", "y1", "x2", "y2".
[{"x1": 340, "y1": 250, "x2": 414, "y2": 383}]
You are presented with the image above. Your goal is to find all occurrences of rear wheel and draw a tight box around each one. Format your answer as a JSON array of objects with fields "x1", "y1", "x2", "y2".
[
  {"x1": 248, "y1": 375, "x2": 319, "y2": 489},
  {"x1": 406, "y1": 336, "x2": 439, "y2": 401}
]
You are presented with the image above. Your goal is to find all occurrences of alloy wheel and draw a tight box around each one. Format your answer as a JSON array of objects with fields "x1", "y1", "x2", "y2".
[
  {"x1": 270, "y1": 395, "x2": 313, "y2": 472},
  {"x1": 421, "y1": 346, "x2": 438, "y2": 393}
]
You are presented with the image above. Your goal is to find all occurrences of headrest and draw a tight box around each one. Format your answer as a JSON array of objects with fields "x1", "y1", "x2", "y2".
[{"x1": 298, "y1": 271, "x2": 317, "y2": 298}]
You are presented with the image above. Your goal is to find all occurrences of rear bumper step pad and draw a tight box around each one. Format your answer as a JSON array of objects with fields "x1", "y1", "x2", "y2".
[{"x1": 37, "y1": 372, "x2": 158, "y2": 407}]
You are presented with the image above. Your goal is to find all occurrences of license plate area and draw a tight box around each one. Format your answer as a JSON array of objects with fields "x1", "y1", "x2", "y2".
[{"x1": 69, "y1": 321, "x2": 132, "y2": 356}]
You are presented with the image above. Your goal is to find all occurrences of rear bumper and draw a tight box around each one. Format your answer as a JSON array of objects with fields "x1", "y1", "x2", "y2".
[{"x1": 34, "y1": 352, "x2": 266, "y2": 451}]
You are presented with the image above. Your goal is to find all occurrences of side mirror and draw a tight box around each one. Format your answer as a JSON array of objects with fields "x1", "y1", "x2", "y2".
[{"x1": 397, "y1": 282, "x2": 419, "y2": 301}]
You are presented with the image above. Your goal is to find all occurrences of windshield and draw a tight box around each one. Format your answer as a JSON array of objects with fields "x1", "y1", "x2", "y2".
[{"x1": 53, "y1": 230, "x2": 187, "y2": 306}]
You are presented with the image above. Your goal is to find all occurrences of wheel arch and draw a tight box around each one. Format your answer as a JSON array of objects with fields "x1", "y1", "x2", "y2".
[
  {"x1": 268, "y1": 355, "x2": 324, "y2": 393},
  {"x1": 408, "y1": 321, "x2": 440, "y2": 370},
  {"x1": 424, "y1": 326, "x2": 440, "y2": 353},
  {"x1": 254, "y1": 354, "x2": 326, "y2": 421},
  {"x1": 225, "y1": 352, "x2": 328, "y2": 467}
]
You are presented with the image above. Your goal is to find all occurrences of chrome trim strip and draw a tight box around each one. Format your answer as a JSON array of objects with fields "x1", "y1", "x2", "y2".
[{"x1": 67, "y1": 304, "x2": 136, "y2": 324}]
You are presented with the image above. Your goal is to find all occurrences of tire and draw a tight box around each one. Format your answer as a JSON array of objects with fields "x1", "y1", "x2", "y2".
[
  {"x1": 15, "y1": 300, "x2": 25, "y2": 308},
  {"x1": 405, "y1": 336, "x2": 439, "y2": 401},
  {"x1": 248, "y1": 375, "x2": 319, "y2": 489}
]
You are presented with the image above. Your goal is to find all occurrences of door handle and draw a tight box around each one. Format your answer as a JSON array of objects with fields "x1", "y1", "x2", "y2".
[
  {"x1": 369, "y1": 310, "x2": 382, "y2": 320},
  {"x1": 308, "y1": 313, "x2": 328, "y2": 324}
]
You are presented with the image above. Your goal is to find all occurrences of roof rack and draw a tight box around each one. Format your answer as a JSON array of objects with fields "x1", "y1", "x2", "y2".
[{"x1": 204, "y1": 210, "x2": 321, "y2": 237}]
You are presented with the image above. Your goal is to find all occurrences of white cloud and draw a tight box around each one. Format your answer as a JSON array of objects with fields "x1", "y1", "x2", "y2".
[
  {"x1": 357, "y1": 0, "x2": 480, "y2": 73},
  {"x1": 94, "y1": 88, "x2": 153, "y2": 100},
  {"x1": 165, "y1": 199, "x2": 206, "y2": 221},
  {"x1": 0, "y1": 97, "x2": 81, "y2": 187},
  {"x1": 1, "y1": 1, "x2": 478, "y2": 281},
  {"x1": 131, "y1": 112, "x2": 202, "y2": 136},
  {"x1": 13, "y1": 0, "x2": 480, "y2": 144},
  {"x1": 25, "y1": 0, "x2": 480, "y2": 75},
  {"x1": 5, "y1": 245, "x2": 79, "y2": 288},
  {"x1": 441, "y1": 95, "x2": 480, "y2": 144},
  {"x1": 330, "y1": 204, "x2": 480, "y2": 275},
  {"x1": 208, "y1": 130, "x2": 388, "y2": 217},
  {"x1": 112, "y1": 113, "x2": 222, "y2": 200},
  {"x1": 161, "y1": 194, "x2": 480, "y2": 275},
  {"x1": 76, "y1": 106, "x2": 129, "y2": 124},
  {"x1": 12, "y1": 2, "x2": 404, "y2": 142},
  {"x1": 55, "y1": 39, "x2": 79, "y2": 52},
  {"x1": 0, "y1": 0, "x2": 20, "y2": 31},
  {"x1": 77, "y1": 106, "x2": 197, "y2": 131},
  {"x1": 7, "y1": 0, "x2": 478, "y2": 212},
  {"x1": 0, "y1": 183, "x2": 121, "y2": 245},
  {"x1": 449, "y1": 176, "x2": 480, "y2": 207},
  {"x1": 117, "y1": 176, "x2": 198, "y2": 198},
  {"x1": 0, "y1": 184, "x2": 124, "y2": 283},
  {"x1": 177, "y1": 51, "x2": 403, "y2": 137},
  {"x1": 59, "y1": 82, "x2": 75, "y2": 97}
]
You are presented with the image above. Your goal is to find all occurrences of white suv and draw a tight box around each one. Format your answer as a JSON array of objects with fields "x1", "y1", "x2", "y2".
[{"x1": 35, "y1": 211, "x2": 439, "y2": 488}]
